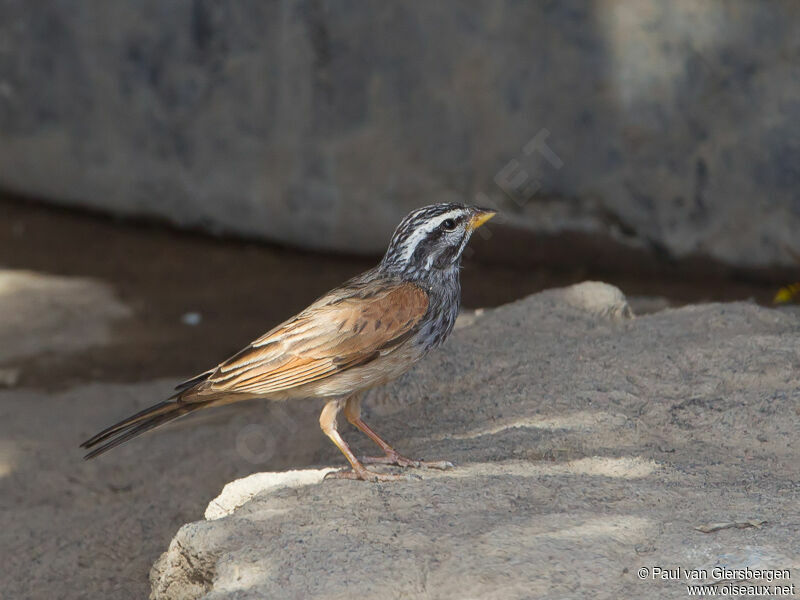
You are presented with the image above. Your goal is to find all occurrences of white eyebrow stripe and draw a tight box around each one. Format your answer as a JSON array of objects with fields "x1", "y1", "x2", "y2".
[{"x1": 395, "y1": 209, "x2": 464, "y2": 262}]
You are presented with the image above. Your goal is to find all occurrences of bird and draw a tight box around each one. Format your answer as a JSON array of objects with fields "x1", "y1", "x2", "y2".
[{"x1": 81, "y1": 203, "x2": 496, "y2": 481}]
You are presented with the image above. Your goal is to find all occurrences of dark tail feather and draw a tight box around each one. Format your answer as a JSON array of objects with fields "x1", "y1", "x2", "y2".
[
  {"x1": 81, "y1": 400, "x2": 176, "y2": 449},
  {"x1": 80, "y1": 398, "x2": 208, "y2": 460}
]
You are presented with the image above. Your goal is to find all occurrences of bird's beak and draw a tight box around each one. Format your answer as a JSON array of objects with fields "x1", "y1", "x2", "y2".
[{"x1": 466, "y1": 209, "x2": 497, "y2": 231}]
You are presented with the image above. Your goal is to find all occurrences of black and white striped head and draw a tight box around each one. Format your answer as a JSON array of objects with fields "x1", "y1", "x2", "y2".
[{"x1": 379, "y1": 204, "x2": 496, "y2": 277}]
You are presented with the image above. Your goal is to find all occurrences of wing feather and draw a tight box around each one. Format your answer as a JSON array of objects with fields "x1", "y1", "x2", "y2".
[{"x1": 188, "y1": 279, "x2": 428, "y2": 397}]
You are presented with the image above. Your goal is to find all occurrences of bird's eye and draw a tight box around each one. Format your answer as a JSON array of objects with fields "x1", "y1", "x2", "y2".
[{"x1": 440, "y1": 218, "x2": 457, "y2": 231}]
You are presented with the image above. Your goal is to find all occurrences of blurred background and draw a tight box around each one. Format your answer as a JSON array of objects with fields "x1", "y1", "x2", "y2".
[
  {"x1": 2, "y1": 3, "x2": 800, "y2": 597},
  {"x1": 1, "y1": 0, "x2": 799, "y2": 385}
]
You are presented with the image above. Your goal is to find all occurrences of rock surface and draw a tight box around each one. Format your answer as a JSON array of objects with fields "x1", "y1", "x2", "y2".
[
  {"x1": 0, "y1": 269, "x2": 331, "y2": 600},
  {"x1": 0, "y1": 269, "x2": 131, "y2": 361},
  {"x1": 0, "y1": 380, "x2": 332, "y2": 600},
  {"x1": 149, "y1": 283, "x2": 800, "y2": 599},
  {"x1": 1, "y1": 2, "x2": 800, "y2": 267}
]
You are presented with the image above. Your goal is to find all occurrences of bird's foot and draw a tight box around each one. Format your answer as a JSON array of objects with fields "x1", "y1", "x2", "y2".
[
  {"x1": 361, "y1": 451, "x2": 454, "y2": 470},
  {"x1": 324, "y1": 467, "x2": 416, "y2": 482}
]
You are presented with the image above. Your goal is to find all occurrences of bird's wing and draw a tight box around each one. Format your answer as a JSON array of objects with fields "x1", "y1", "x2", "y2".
[{"x1": 185, "y1": 279, "x2": 429, "y2": 396}]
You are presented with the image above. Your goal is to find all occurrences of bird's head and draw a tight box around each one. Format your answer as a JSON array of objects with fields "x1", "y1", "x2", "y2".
[{"x1": 379, "y1": 203, "x2": 496, "y2": 278}]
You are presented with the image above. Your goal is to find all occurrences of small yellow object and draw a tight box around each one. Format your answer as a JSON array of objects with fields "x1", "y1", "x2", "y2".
[{"x1": 774, "y1": 283, "x2": 800, "y2": 304}]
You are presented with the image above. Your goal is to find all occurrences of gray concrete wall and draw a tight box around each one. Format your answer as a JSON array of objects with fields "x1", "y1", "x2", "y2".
[{"x1": 0, "y1": 1, "x2": 798, "y2": 267}]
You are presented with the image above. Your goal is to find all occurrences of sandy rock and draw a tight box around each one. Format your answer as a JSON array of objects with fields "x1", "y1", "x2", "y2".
[
  {"x1": 0, "y1": 270, "x2": 131, "y2": 361},
  {"x1": 149, "y1": 283, "x2": 800, "y2": 599},
  {"x1": 561, "y1": 280, "x2": 634, "y2": 319},
  {"x1": 627, "y1": 295, "x2": 672, "y2": 315},
  {"x1": 204, "y1": 469, "x2": 336, "y2": 521},
  {"x1": 0, "y1": 379, "x2": 331, "y2": 600}
]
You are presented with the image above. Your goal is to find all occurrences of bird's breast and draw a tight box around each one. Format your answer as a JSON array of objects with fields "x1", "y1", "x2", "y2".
[{"x1": 414, "y1": 276, "x2": 461, "y2": 352}]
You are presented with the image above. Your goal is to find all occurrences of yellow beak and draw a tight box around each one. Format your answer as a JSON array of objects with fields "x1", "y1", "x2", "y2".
[{"x1": 467, "y1": 209, "x2": 497, "y2": 231}]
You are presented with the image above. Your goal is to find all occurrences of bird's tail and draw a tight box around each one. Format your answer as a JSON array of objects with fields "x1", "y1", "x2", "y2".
[{"x1": 80, "y1": 394, "x2": 212, "y2": 460}]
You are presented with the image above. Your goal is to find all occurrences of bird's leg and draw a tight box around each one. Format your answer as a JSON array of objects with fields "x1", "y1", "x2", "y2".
[
  {"x1": 343, "y1": 394, "x2": 453, "y2": 470},
  {"x1": 319, "y1": 398, "x2": 405, "y2": 482}
]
